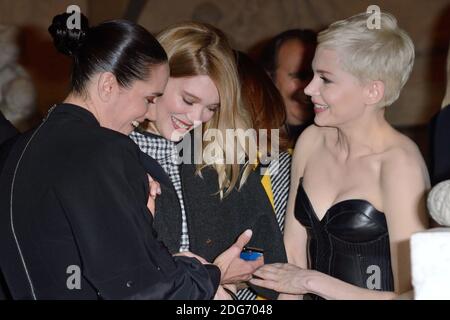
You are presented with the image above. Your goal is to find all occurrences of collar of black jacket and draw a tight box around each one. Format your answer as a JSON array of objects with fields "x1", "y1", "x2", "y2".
[
  {"x1": 52, "y1": 103, "x2": 100, "y2": 126},
  {"x1": 52, "y1": 103, "x2": 171, "y2": 188}
]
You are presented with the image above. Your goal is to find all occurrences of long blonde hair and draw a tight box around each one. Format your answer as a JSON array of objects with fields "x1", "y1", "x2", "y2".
[{"x1": 157, "y1": 22, "x2": 254, "y2": 197}]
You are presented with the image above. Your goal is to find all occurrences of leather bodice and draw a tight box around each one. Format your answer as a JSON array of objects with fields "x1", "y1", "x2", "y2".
[{"x1": 294, "y1": 178, "x2": 394, "y2": 296}]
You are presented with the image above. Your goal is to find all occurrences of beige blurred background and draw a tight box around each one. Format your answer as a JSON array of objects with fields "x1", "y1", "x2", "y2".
[{"x1": 0, "y1": 0, "x2": 448, "y2": 129}]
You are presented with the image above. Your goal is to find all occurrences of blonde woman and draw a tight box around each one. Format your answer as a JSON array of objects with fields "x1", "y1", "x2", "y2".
[
  {"x1": 130, "y1": 22, "x2": 286, "y2": 300},
  {"x1": 250, "y1": 12, "x2": 430, "y2": 299}
]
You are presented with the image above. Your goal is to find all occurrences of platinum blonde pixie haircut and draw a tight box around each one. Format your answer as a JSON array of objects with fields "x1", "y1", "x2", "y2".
[
  {"x1": 157, "y1": 22, "x2": 254, "y2": 197},
  {"x1": 318, "y1": 12, "x2": 415, "y2": 107}
]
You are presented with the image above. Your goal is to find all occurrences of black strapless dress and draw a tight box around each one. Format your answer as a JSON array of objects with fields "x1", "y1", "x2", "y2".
[{"x1": 294, "y1": 178, "x2": 394, "y2": 298}]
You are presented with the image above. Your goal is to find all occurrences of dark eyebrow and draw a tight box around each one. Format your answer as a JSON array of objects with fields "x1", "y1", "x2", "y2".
[{"x1": 150, "y1": 92, "x2": 164, "y2": 97}]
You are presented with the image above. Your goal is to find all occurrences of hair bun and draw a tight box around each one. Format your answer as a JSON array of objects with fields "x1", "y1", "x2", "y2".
[{"x1": 48, "y1": 12, "x2": 89, "y2": 57}]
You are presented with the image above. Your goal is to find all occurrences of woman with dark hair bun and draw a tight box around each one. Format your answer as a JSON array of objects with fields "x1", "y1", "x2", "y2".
[{"x1": 0, "y1": 12, "x2": 258, "y2": 300}]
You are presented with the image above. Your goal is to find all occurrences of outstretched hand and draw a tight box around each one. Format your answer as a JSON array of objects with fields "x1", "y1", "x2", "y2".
[
  {"x1": 249, "y1": 263, "x2": 310, "y2": 295},
  {"x1": 213, "y1": 229, "x2": 264, "y2": 284}
]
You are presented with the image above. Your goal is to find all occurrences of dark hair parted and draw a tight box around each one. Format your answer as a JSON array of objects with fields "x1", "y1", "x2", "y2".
[
  {"x1": 258, "y1": 29, "x2": 317, "y2": 81},
  {"x1": 235, "y1": 51, "x2": 290, "y2": 152},
  {"x1": 48, "y1": 12, "x2": 167, "y2": 94}
]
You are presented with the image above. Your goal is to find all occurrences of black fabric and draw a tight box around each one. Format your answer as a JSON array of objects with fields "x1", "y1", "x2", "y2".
[
  {"x1": 429, "y1": 105, "x2": 450, "y2": 185},
  {"x1": 0, "y1": 111, "x2": 20, "y2": 175},
  {"x1": 138, "y1": 150, "x2": 172, "y2": 188},
  {"x1": 154, "y1": 150, "x2": 287, "y2": 299},
  {"x1": 0, "y1": 111, "x2": 18, "y2": 145},
  {"x1": 0, "y1": 269, "x2": 12, "y2": 300},
  {"x1": 0, "y1": 113, "x2": 19, "y2": 299},
  {"x1": 286, "y1": 121, "x2": 311, "y2": 144},
  {"x1": 0, "y1": 103, "x2": 219, "y2": 300},
  {"x1": 0, "y1": 134, "x2": 19, "y2": 176},
  {"x1": 294, "y1": 178, "x2": 394, "y2": 299}
]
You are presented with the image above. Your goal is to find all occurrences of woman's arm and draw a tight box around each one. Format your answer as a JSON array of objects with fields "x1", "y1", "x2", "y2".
[
  {"x1": 284, "y1": 146, "x2": 429, "y2": 299},
  {"x1": 278, "y1": 126, "x2": 314, "y2": 300},
  {"x1": 253, "y1": 132, "x2": 430, "y2": 299},
  {"x1": 283, "y1": 126, "x2": 317, "y2": 268},
  {"x1": 380, "y1": 145, "x2": 430, "y2": 294},
  {"x1": 252, "y1": 263, "x2": 397, "y2": 299}
]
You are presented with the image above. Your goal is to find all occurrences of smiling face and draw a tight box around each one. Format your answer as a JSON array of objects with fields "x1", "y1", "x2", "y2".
[
  {"x1": 275, "y1": 39, "x2": 314, "y2": 126},
  {"x1": 304, "y1": 47, "x2": 368, "y2": 128},
  {"x1": 106, "y1": 63, "x2": 169, "y2": 135},
  {"x1": 147, "y1": 75, "x2": 220, "y2": 141}
]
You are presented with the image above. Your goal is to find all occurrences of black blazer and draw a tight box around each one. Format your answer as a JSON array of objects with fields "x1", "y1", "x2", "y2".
[
  {"x1": 0, "y1": 111, "x2": 19, "y2": 174},
  {"x1": 0, "y1": 111, "x2": 18, "y2": 145},
  {"x1": 429, "y1": 105, "x2": 450, "y2": 185},
  {"x1": 0, "y1": 103, "x2": 219, "y2": 300}
]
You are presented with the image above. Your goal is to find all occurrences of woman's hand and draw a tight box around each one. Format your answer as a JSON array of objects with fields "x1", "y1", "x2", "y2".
[
  {"x1": 250, "y1": 263, "x2": 312, "y2": 295},
  {"x1": 147, "y1": 174, "x2": 161, "y2": 217},
  {"x1": 213, "y1": 229, "x2": 264, "y2": 284}
]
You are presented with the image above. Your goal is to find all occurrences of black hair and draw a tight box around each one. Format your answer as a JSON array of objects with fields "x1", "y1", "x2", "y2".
[
  {"x1": 48, "y1": 12, "x2": 167, "y2": 94},
  {"x1": 258, "y1": 29, "x2": 317, "y2": 80}
]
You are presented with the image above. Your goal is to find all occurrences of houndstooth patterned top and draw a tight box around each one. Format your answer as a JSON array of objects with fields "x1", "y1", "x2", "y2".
[{"x1": 130, "y1": 130, "x2": 190, "y2": 252}]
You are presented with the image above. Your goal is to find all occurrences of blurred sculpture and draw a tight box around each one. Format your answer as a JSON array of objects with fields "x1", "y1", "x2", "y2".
[
  {"x1": 0, "y1": 25, "x2": 36, "y2": 131},
  {"x1": 427, "y1": 180, "x2": 450, "y2": 227},
  {"x1": 411, "y1": 185, "x2": 450, "y2": 300},
  {"x1": 411, "y1": 179, "x2": 450, "y2": 299},
  {"x1": 411, "y1": 43, "x2": 450, "y2": 301}
]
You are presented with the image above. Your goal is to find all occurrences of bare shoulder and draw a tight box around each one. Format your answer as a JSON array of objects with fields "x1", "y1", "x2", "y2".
[
  {"x1": 381, "y1": 131, "x2": 429, "y2": 188},
  {"x1": 290, "y1": 124, "x2": 328, "y2": 178},
  {"x1": 292, "y1": 124, "x2": 329, "y2": 158}
]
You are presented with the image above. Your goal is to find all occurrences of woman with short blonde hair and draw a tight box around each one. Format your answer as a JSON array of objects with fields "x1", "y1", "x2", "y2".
[
  {"x1": 318, "y1": 12, "x2": 415, "y2": 108},
  {"x1": 251, "y1": 12, "x2": 429, "y2": 300}
]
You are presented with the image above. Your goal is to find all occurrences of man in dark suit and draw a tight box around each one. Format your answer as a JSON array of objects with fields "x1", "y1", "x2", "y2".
[
  {"x1": 0, "y1": 111, "x2": 18, "y2": 145},
  {"x1": 0, "y1": 110, "x2": 19, "y2": 299},
  {"x1": 430, "y1": 105, "x2": 450, "y2": 185},
  {"x1": 0, "y1": 110, "x2": 20, "y2": 180}
]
